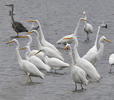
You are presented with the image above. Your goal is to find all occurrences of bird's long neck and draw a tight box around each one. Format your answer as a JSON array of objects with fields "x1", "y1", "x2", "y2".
[
  {"x1": 69, "y1": 47, "x2": 75, "y2": 67},
  {"x1": 36, "y1": 32, "x2": 42, "y2": 49},
  {"x1": 36, "y1": 21, "x2": 45, "y2": 43},
  {"x1": 15, "y1": 41, "x2": 23, "y2": 66},
  {"x1": 73, "y1": 18, "x2": 81, "y2": 35},
  {"x1": 25, "y1": 52, "x2": 29, "y2": 60},
  {"x1": 97, "y1": 40, "x2": 104, "y2": 59},
  {"x1": 10, "y1": 6, "x2": 15, "y2": 24},
  {"x1": 26, "y1": 46, "x2": 32, "y2": 55},
  {"x1": 27, "y1": 37, "x2": 32, "y2": 47},
  {"x1": 94, "y1": 26, "x2": 101, "y2": 46},
  {"x1": 43, "y1": 53, "x2": 48, "y2": 64},
  {"x1": 73, "y1": 38, "x2": 80, "y2": 62}
]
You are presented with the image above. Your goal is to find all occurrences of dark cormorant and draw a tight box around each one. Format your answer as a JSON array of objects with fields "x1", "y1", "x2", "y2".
[{"x1": 5, "y1": 4, "x2": 28, "y2": 38}]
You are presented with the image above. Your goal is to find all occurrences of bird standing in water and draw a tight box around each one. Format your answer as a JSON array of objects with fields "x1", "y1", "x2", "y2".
[{"x1": 5, "y1": 4, "x2": 28, "y2": 38}]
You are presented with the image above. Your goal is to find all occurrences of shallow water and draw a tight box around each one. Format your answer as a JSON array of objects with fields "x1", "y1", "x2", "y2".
[{"x1": 0, "y1": 0, "x2": 114, "y2": 100}]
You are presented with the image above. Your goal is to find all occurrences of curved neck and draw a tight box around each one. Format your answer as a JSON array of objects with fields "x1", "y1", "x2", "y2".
[
  {"x1": 43, "y1": 53, "x2": 48, "y2": 64},
  {"x1": 15, "y1": 41, "x2": 22, "y2": 66},
  {"x1": 36, "y1": 20, "x2": 45, "y2": 42},
  {"x1": 94, "y1": 26, "x2": 101, "y2": 46},
  {"x1": 97, "y1": 40, "x2": 104, "y2": 57},
  {"x1": 11, "y1": 6, "x2": 15, "y2": 24},
  {"x1": 26, "y1": 46, "x2": 32, "y2": 55},
  {"x1": 36, "y1": 31, "x2": 42, "y2": 49},
  {"x1": 69, "y1": 47, "x2": 75, "y2": 66},
  {"x1": 27, "y1": 37, "x2": 32, "y2": 46},
  {"x1": 73, "y1": 18, "x2": 81, "y2": 35},
  {"x1": 25, "y1": 52, "x2": 29, "y2": 60},
  {"x1": 73, "y1": 38, "x2": 80, "y2": 61}
]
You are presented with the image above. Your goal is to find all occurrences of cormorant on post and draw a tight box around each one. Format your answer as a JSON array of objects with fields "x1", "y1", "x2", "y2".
[{"x1": 5, "y1": 4, "x2": 28, "y2": 38}]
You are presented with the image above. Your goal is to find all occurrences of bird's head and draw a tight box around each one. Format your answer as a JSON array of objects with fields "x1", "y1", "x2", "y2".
[
  {"x1": 82, "y1": 11, "x2": 86, "y2": 16},
  {"x1": 7, "y1": 39, "x2": 18, "y2": 45},
  {"x1": 100, "y1": 36, "x2": 110, "y2": 43},
  {"x1": 27, "y1": 30, "x2": 38, "y2": 35}
]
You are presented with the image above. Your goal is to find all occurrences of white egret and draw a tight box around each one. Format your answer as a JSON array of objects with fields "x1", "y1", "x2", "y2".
[
  {"x1": 20, "y1": 46, "x2": 51, "y2": 72},
  {"x1": 64, "y1": 43, "x2": 88, "y2": 91},
  {"x1": 109, "y1": 54, "x2": 114, "y2": 73},
  {"x1": 82, "y1": 11, "x2": 93, "y2": 41},
  {"x1": 56, "y1": 17, "x2": 86, "y2": 45},
  {"x1": 35, "y1": 51, "x2": 69, "y2": 72},
  {"x1": 8, "y1": 39, "x2": 45, "y2": 82},
  {"x1": 64, "y1": 37, "x2": 101, "y2": 81},
  {"x1": 28, "y1": 20, "x2": 61, "y2": 55},
  {"x1": 27, "y1": 30, "x2": 64, "y2": 61}
]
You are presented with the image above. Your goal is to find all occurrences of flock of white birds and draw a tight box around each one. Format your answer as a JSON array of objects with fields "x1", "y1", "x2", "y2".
[{"x1": 8, "y1": 11, "x2": 114, "y2": 92}]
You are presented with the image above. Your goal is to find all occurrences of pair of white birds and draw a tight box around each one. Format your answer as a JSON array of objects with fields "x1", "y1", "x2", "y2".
[{"x1": 8, "y1": 19, "x2": 69, "y2": 83}]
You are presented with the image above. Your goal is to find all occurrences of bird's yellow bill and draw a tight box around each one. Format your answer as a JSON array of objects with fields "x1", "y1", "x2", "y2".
[
  {"x1": 104, "y1": 38, "x2": 110, "y2": 42},
  {"x1": 64, "y1": 37, "x2": 73, "y2": 39},
  {"x1": 27, "y1": 31, "x2": 33, "y2": 34},
  {"x1": 28, "y1": 20, "x2": 36, "y2": 22},
  {"x1": 18, "y1": 36, "x2": 28, "y2": 38},
  {"x1": 81, "y1": 18, "x2": 87, "y2": 21},
  {"x1": 63, "y1": 45, "x2": 68, "y2": 50},
  {"x1": 7, "y1": 40, "x2": 14, "y2": 44},
  {"x1": 34, "y1": 50, "x2": 41, "y2": 55},
  {"x1": 20, "y1": 47, "x2": 26, "y2": 50}
]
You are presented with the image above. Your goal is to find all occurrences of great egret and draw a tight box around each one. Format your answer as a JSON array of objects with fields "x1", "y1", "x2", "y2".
[
  {"x1": 27, "y1": 30, "x2": 64, "y2": 61},
  {"x1": 5, "y1": 4, "x2": 28, "y2": 38},
  {"x1": 21, "y1": 35, "x2": 45, "y2": 61},
  {"x1": 64, "y1": 37, "x2": 101, "y2": 81},
  {"x1": 8, "y1": 39, "x2": 45, "y2": 82},
  {"x1": 109, "y1": 54, "x2": 114, "y2": 73},
  {"x1": 82, "y1": 11, "x2": 93, "y2": 41},
  {"x1": 20, "y1": 46, "x2": 51, "y2": 72},
  {"x1": 64, "y1": 43, "x2": 88, "y2": 91},
  {"x1": 28, "y1": 20, "x2": 61, "y2": 55},
  {"x1": 56, "y1": 17, "x2": 86, "y2": 45},
  {"x1": 35, "y1": 51, "x2": 69, "y2": 72}
]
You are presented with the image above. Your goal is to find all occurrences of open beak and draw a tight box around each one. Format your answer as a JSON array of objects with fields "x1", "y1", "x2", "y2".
[
  {"x1": 104, "y1": 38, "x2": 110, "y2": 43},
  {"x1": 20, "y1": 47, "x2": 26, "y2": 50},
  {"x1": 28, "y1": 20, "x2": 36, "y2": 23},
  {"x1": 34, "y1": 50, "x2": 41, "y2": 55},
  {"x1": 7, "y1": 40, "x2": 14, "y2": 44}
]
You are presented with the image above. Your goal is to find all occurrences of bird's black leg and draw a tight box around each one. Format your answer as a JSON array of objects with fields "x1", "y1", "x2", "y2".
[
  {"x1": 109, "y1": 64, "x2": 112, "y2": 73},
  {"x1": 85, "y1": 32, "x2": 89, "y2": 42},
  {"x1": 17, "y1": 33, "x2": 19, "y2": 38},
  {"x1": 27, "y1": 73, "x2": 32, "y2": 83},
  {"x1": 81, "y1": 83, "x2": 84, "y2": 90},
  {"x1": 86, "y1": 32, "x2": 89, "y2": 41},
  {"x1": 72, "y1": 83, "x2": 77, "y2": 92}
]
